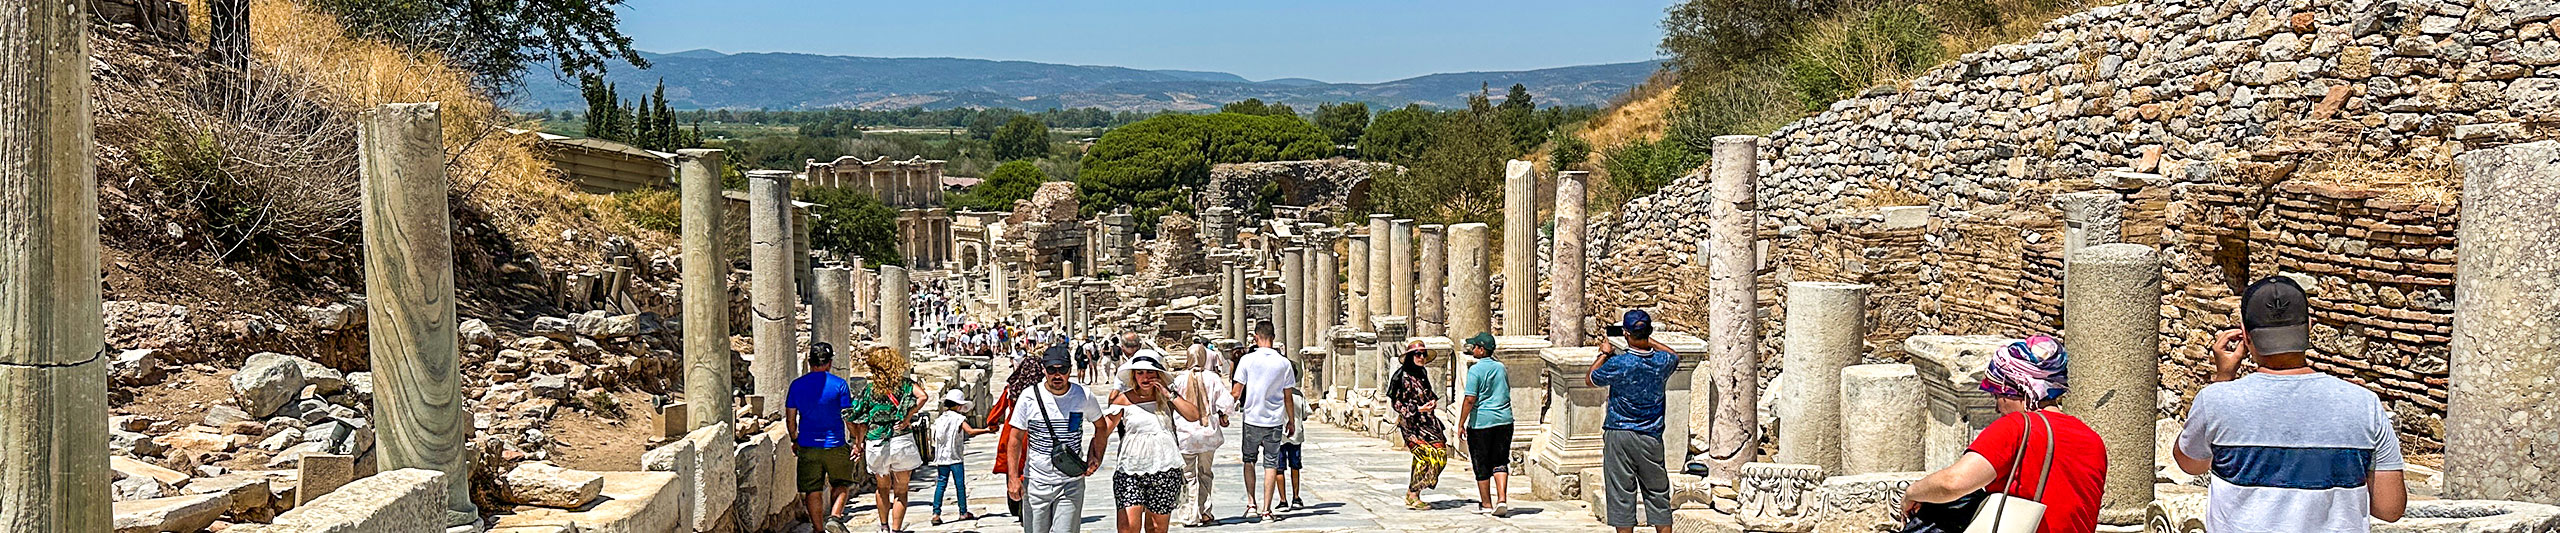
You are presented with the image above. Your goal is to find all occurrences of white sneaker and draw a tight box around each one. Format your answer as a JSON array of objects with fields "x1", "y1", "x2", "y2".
[
  {"x1": 1470, "y1": 507, "x2": 1491, "y2": 515},
  {"x1": 1494, "y1": 502, "x2": 1511, "y2": 516}
]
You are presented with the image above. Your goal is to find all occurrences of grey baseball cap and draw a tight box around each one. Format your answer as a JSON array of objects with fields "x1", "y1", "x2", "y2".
[{"x1": 2241, "y1": 277, "x2": 2311, "y2": 356}]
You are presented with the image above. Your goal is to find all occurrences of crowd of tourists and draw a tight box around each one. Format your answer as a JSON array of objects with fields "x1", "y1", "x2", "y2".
[{"x1": 781, "y1": 273, "x2": 2405, "y2": 533}]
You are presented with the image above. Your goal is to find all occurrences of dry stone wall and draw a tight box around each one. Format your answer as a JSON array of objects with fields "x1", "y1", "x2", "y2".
[{"x1": 1588, "y1": 0, "x2": 2547, "y2": 451}]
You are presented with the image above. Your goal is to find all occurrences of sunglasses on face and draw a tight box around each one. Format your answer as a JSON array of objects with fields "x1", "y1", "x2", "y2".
[{"x1": 1045, "y1": 365, "x2": 1072, "y2": 375}]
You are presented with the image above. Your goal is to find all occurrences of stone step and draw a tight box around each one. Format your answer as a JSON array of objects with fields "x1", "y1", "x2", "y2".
[{"x1": 491, "y1": 471, "x2": 682, "y2": 533}]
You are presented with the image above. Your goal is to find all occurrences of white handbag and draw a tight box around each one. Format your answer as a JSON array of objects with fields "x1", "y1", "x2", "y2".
[{"x1": 1964, "y1": 411, "x2": 2054, "y2": 533}]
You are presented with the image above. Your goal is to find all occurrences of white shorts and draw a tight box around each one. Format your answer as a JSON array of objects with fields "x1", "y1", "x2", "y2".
[{"x1": 865, "y1": 435, "x2": 924, "y2": 476}]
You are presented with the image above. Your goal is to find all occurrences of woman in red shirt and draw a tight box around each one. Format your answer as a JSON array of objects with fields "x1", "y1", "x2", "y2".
[{"x1": 1899, "y1": 335, "x2": 2109, "y2": 533}]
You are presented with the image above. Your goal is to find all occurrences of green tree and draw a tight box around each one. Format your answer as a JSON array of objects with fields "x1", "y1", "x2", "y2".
[
  {"x1": 1078, "y1": 113, "x2": 1332, "y2": 230},
  {"x1": 1372, "y1": 106, "x2": 1506, "y2": 225},
  {"x1": 799, "y1": 187, "x2": 904, "y2": 266},
  {"x1": 1313, "y1": 102, "x2": 1370, "y2": 149},
  {"x1": 1602, "y1": 136, "x2": 1706, "y2": 200},
  {"x1": 1550, "y1": 131, "x2": 1592, "y2": 172},
  {"x1": 990, "y1": 115, "x2": 1050, "y2": 161},
  {"x1": 310, "y1": 0, "x2": 646, "y2": 94},
  {"x1": 951, "y1": 160, "x2": 1046, "y2": 212},
  {"x1": 1360, "y1": 105, "x2": 1437, "y2": 166},
  {"x1": 1220, "y1": 98, "x2": 1299, "y2": 119},
  {"x1": 1498, "y1": 84, "x2": 1547, "y2": 153}
]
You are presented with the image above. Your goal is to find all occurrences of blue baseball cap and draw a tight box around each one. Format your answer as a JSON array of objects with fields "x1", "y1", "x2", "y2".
[{"x1": 1621, "y1": 310, "x2": 1653, "y2": 337}]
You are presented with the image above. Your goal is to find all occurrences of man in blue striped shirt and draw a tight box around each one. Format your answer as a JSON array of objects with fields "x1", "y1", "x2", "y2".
[{"x1": 2174, "y1": 277, "x2": 2405, "y2": 533}]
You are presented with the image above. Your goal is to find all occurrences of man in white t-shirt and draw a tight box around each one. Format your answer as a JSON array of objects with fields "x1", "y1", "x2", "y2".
[
  {"x1": 1007, "y1": 345, "x2": 1108, "y2": 533},
  {"x1": 1229, "y1": 320, "x2": 1298, "y2": 522}
]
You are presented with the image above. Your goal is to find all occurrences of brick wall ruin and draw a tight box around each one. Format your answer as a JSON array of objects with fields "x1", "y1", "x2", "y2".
[{"x1": 1587, "y1": 0, "x2": 2547, "y2": 451}]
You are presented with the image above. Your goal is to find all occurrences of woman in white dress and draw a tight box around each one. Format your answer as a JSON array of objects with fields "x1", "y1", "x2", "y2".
[{"x1": 1100, "y1": 352, "x2": 1204, "y2": 533}]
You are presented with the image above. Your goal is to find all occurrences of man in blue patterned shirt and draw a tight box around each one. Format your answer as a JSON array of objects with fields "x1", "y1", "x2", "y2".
[{"x1": 1587, "y1": 310, "x2": 1679, "y2": 533}]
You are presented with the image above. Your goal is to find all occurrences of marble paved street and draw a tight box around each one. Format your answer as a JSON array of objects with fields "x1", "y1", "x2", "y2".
[{"x1": 841, "y1": 404, "x2": 1620, "y2": 533}]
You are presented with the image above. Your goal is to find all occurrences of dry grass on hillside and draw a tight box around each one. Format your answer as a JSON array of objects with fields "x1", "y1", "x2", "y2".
[{"x1": 180, "y1": 0, "x2": 666, "y2": 262}]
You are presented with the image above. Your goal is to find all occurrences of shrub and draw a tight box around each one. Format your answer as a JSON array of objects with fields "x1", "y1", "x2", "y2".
[
  {"x1": 951, "y1": 160, "x2": 1046, "y2": 212},
  {"x1": 1077, "y1": 113, "x2": 1332, "y2": 232},
  {"x1": 610, "y1": 189, "x2": 680, "y2": 233}
]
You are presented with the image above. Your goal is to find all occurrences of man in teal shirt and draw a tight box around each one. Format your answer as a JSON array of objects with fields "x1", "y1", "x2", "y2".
[{"x1": 1455, "y1": 332, "x2": 1515, "y2": 516}]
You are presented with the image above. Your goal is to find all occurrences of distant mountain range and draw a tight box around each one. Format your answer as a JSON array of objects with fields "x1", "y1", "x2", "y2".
[{"x1": 513, "y1": 50, "x2": 1661, "y2": 112}]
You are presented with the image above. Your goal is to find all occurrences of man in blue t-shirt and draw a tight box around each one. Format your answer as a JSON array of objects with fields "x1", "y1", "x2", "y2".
[
  {"x1": 1587, "y1": 310, "x2": 1678, "y2": 533},
  {"x1": 785, "y1": 343, "x2": 858, "y2": 533}
]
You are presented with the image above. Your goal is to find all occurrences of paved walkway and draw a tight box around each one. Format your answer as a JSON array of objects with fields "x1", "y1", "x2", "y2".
[{"x1": 841, "y1": 403, "x2": 1619, "y2": 533}]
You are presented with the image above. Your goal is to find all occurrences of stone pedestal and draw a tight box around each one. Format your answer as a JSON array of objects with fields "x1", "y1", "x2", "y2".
[
  {"x1": 1501, "y1": 160, "x2": 1538, "y2": 336},
  {"x1": 2058, "y1": 243, "x2": 2159, "y2": 525},
  {"x1": 1902, "y1": 335, "x2": 2013, "y2": 470},
  {"x1": 1528, "y1": 331, "x2": 1704, "y2": 500},
  {"x1": 1839, "y1": 364, "x2": 1924, "y2": 474},
  {"x1": 1774, "y1": 282, "x2": 1869, "y2": 473},
  {"x1": 1549, "y1": 172, "x2": 1589, "y2": 348},
  {"x1": 676, "y1": 150, "x2": 735, "y2": 430},
  {"x1": 2446, "y1": 140, "x2": 2560, "y2": 504},
  {"x1": 1369, "y1": 317, "x2": 1409, "y2": 397},
  {"x1": 746, "y1": 170, "x2": 799, "y2": 405},
  {"x1": 1416, "y1": 224, "x2": 1447, "y2": 337},
  {"x1": 2051, "y1": 191, "x2": 2125, "y2": 257}
]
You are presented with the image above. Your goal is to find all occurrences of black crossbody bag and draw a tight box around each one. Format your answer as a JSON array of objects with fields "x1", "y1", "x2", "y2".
[{"x1": 1034, "y1": 389, "x2": 1089, "y2": 476}]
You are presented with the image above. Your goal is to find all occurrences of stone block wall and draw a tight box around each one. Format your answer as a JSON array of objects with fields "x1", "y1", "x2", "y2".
[{"x1": 1587, "y1": 0, "x2": 2540, "y2": 451}]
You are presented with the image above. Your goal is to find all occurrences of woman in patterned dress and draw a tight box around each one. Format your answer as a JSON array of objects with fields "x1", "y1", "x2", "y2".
[{"x1": 1386, "y1": 340, "x2": 1451, "y2": 510}]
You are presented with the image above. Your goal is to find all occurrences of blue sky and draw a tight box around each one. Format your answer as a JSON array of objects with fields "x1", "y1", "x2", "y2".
[{"x1": 615, "y1": 0, "x2": 1673, "y2": 83}]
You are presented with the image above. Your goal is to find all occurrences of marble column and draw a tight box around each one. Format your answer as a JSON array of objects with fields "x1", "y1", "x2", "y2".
[
  {"x1": 1348, "y1": 234, "x2": 1371, "y2": 332},
  {"x1": 814, "y1": 267, "x2": 852, "y2": 378},
  {"x1": 1549, "y1": 172, "x2": 1589, "y2": 347},
  {"x1": 2058, "y1": 243, "x2": 2159, "y2": 526},
  {"x1": 1224, "y1": 259, "x2": 1244, "y2": 341},
  {"x1": 1389, "y1": 219, "x2": 1415, "y2": 318},
  {"x1": 1313, "y1": 230, "x2": 1342, "y2": 350},
  {"x1": 1416, "y1": 224, "x2": 1447, "y2": 338},
  {"x1": 0, "y1": 3, "x2": 110, "y2": 526},
  {"x1": 1839, "y1": 364, "x2": 1924, "y2": 475},
  {"x1": 357, "y1": 103, "x2": 476, "y2": 525},
  {"x1": 677, "y1": 150, "x2": 733, "y2": 429},
  {"x1": 1282, "y1": 249, "x2": 1305, "y2": 357},
  {"x1": 2447, "y1": 140, "x2": 2560, "y2": 505},
  {"x1": 747, "y1": 170, "x2": 799, "y2": 404},
  {"x1": 1367, "y1": 214, "x2": 1393, "y2": 322},
  {"x1": 1446, "y1": 223, "x2": 1493, "y2": 345},
  {"x1": 851, "y1": 258, "x2": 873, "y2": 328},
  {"x1": 1501, "y1": 160, "x2": 1537, "y2": 336},
  {"x1": 1774, "y1": 282, "x2": 1869, "y2": 473},
  {"x1": 991, "y1": 259, "x2": 1010, "y2": 319},
  {"x1": 1704, "y1": 135, "x2": 1762, "y2": 484},
  {"x1": 882, "y1": 265, "x2": 912, "y2": 362}
]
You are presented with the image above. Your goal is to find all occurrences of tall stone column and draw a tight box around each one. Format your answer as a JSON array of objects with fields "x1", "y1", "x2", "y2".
[
  {"x1": 814, "y1": 267, "x2": 853, "y2": 377},
  {"x1": 881, "y1": 266, "x2": 911, "y2": 362},
  {"x1": 2446, "y1": 141, "x2": 2560, "y2": 504},
  {"x1": 991, "y1": 259, "x2": 1010, "y2": 319},
  {"x1": 1367, "y1": 214, "x2": 1393, "y2": 322},
  {"x1": 1416, "y1": 224, "x2": 1447, "y2": 337},
  {"x1": 1775, "y1": 282, "x2": 1870, "y2": 473},
  {"x1": 747, "y1": 170, "x2": 799, "y2": 404},
  {"x1": 677, "y1": 149, "x2": 734, "y2": 429},
  {"x1": 1389, "y1": 219, "x2": 1415, "y2": 318},
  {"x1": 1219, "y1": 258, "x2": 1240, "y2": 340},
  {"x1": 1704, "y1": 135, "x2": 1762, "y2": 484},
  {"x1": 1347, "y1": 235, "x2": 1370, "y2": 332},
  {"x1": 1839, "y1": 364, "x2": 1924, "y2": 475},
  {"x1": 0, "y1": 2, "x2": 110, "y2": 526},
  {"x1": 357, "y1": 103, "x2": 476, "y2": 525},
  {"x1": 1446, "y1": 223, "x2": 1493, "y2": 345},
  {"x1": 1281, "y1": 249, "x2": 1305, "y2": 357},
  {"x1": 2058, "y1": 243, "x2": 2159, "y2": 526},
  {"x1": 1501, "y1": 160, "x2": 1537, "y2": 336},
  {"x1": 1313, "y1": 230, "x2": 1342, "y2": 351},
  {"x1": 851, "y1": 258, "x2": 872, "y2": 328},
  {"x1": 1549, "y1": 172, "x2": 1589, "y2": 347}
]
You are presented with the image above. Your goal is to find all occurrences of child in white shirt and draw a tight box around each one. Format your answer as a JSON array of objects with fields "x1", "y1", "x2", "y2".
[{"x1": 928, "y1": 390, "x2": 993, "y2": 525}]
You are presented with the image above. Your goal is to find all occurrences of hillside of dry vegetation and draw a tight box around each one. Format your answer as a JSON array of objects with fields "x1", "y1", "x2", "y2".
[{"x1": 97, "y1": 0, "x2": 669, "y2": 336}]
